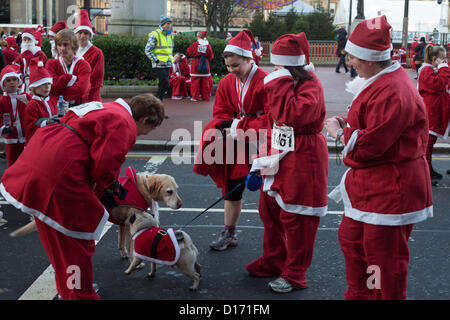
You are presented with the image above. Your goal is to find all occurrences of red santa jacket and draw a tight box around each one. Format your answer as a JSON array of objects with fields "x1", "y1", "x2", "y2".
[
  {"x1": 24, "y1": 95, "x2": 57, "y2": 143},
  {"x1": 250, "y1": 68, "x2": 328, "y2": 216},
  {"x1": 46, "y1": 56, "x2": 92, "y2": 106},
  {"x1": 418, "y1": 63, "x2": 450, "y2": 138},
  {"x1": 3, "y1": 47, "x2": 18, "y2": 66},
  {"x1": 0, "y1": 99, "x2": 137, "y2": 240},
  {"x1": 14, "y1": 49, "x2": 47, "y2": 90},
  {"x1": 193, "y1": 63, "x2": 268, "y2": 194},
  {"x1": 338, "y1": 62, "x2": 432, "y2": 226},
  {"x1": 133, "y1": 227, "x2": 180, "y2": 266},
  {"x1": 77, "y1": 43, "x2": 104, "y2": 102},
  {"x1": 0, "y1": 92, "x2": 31, "y2": 144},
  {"x1": 169, "y1": 56, "x2": 190, "y2": 79},
  {"x1": 187, "y1": 39, "x2": 214, "y2": 77}
]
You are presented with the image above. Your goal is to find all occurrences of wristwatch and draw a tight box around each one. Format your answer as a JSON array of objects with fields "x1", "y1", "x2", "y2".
[{"x1": 336, "y1": 129, "x2": 344, "y2": 141}]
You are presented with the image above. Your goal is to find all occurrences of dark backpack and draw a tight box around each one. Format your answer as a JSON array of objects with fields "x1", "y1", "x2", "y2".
[{"x1": 197, "y1": 55, "x2": 209, "y2": 74}]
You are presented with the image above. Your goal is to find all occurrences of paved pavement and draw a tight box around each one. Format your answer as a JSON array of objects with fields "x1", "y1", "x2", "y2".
[{"x1": 104, "y1": 66, "x2": 449, "y2": 152}]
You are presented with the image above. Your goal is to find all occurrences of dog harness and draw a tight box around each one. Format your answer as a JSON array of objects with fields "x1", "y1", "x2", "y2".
[{"x1": 133, "y1": 227, "x2": 181, "y2": 266}]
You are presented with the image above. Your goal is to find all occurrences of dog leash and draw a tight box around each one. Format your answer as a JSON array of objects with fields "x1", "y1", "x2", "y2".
[{"x1": 178, "y1": 181, "x2": 246, "y2": 231}]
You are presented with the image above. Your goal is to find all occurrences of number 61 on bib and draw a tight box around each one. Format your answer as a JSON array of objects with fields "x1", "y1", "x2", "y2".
[{"x1": 271, "y1": 123, "x2": 295, "y2": 152}]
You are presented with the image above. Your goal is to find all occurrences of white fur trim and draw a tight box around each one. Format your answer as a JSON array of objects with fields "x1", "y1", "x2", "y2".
[
  {"x1": 338, "y1": 169, "x2": 433, "y2": 226},
  {"x1": 67, "y1": 75, "x2": 77, "y2": 87},
  {"x1": 29, "y1": 77, "x2": 53, "y2": 89},
  {"x1": 224, "y1": 44, "x2": 253, "y2": 58},
  {"x1": 1, "y1": 72, "x2": 22, "y2": 90},
  {"x1": 345, "y1": 40, "x2": 391, "y2": 62},
  {"x1": 22, "y1": 32, "x2": 35, "y2": 42},
  {"x1": 437, "y1": 62, "x2": 449, "y2": 70},
  {"x1": 342, "y1": 129, "x2": 360, "y2": 157},
  {"x1": 0, "y1": 183, "x2": 109, "y2": 240},
  {"x1": 270, "y1": 53, "x2": 305, "y2": 66},
  {"x1": 74, "y1": 26, "x2": 93, "y2": 37},
  {"x1": 268, "y1": 189, "x2": 328, "y2": 216},
  {"x1": 115, "y1": 98, "x2": 133, "y2": 116},
  {"x1": 230, "y1": 118, "x2": 240, "y2": 140},
  {"x1": 48, "y1": 30, "x2": 56, "y2": 37},
  {"x1": 264, "y1": 68, "x2": 292, "y2": 85},
  {"x1": 304, "y1": 62, "x2": 315, "y2": 72}
]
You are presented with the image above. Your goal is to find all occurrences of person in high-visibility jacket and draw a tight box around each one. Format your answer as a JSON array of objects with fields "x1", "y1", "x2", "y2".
[{"x1": 145, "y1": 15, "x2": 174, "y2": 102}]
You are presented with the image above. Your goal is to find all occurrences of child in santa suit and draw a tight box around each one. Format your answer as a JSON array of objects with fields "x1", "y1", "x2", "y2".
[
  {"x1": 25, "y1": 58, "x2": 57, "y2": 143},
  {"x1": 74, "y1": 9, "x2": 105, "y2": 102},
  {"x1": 325, "y1": 16, "x2": 432, "y2": 300},
  {"x1": 187, "y1": 31, "x2": 214, "y2": 101},
  {"x1": 0, "y1": 65, "x2": 31, "y2": 167},
  {"x1": 169, "y1": 53, "x2": 190, "y2": 99},
  {"x1": 194, "y1": 30, "x2": 268, "y2": 251},
  {"x1": 418, "y1": 45, "x2": 450, "y2": 181},
  {"x1": 0, "y1": 94, "x2": 165, "y2": 300},
  {"x1": 247, "y1": 33, "x2": 328, "y2": 293},
  {"x1": 391, "y1": 49, "x2": 400, "y2": 62},
  {"x1": 399, "y1": 47, "x2": 407, "y2": 67},
  {"x1": 46, "y1": 29, "x2": 92, "y2": 107},
  {"x1": 48, "y1": 21, "x2": 68, "y2": 58},
  {"x1": 13, "y1": 28, "x2": 47, "y2": 93}
]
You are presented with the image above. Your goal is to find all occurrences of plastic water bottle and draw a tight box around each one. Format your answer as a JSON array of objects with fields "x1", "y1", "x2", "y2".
[
  {"x1": 3, "y1": 113, "x2": 11, "y2": 127},
  {"x1": 57, "y1": 96, "x2": 66, "y2": 117}
]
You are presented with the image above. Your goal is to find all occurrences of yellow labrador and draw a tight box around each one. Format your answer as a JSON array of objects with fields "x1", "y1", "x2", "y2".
[
  {"x1": 10, "y1": 172, "x2": 182, "y2": 263},
  {"x1": 122, "y1": 209, "x2": 201, "y2": 291}
]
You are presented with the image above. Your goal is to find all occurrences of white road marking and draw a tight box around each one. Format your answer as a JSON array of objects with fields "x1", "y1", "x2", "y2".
[
  {"x1": 18, "y1": 156, "x2": 168, "y2": 300},
  {"x1": 158, "y1": 207, "x2": 344, "y2": 215}
]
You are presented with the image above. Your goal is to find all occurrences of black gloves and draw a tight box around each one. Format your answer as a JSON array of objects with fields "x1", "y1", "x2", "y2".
[
  {"x1": 100, "y1": 181, "x2": 128, "y2": 209},
  {"x1": 2, "y1": 126, "x2": 13, "y2": 135},
  {"x1": 220, "y1": 120, "x2": 233, "y2": 131}
]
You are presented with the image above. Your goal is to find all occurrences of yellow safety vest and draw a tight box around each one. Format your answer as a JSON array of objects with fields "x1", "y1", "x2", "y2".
[{"x1": 150, "y1": 28, "x2": 174, "y2": 63}]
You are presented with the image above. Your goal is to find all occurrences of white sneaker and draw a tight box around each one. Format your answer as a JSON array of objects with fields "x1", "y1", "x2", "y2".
[
  {"x1": 171, "y1": 96, "x2": 182, "y2": 100},
  {"x1": 268, "y1": 277, "x2": 293, "y2": 293},
  {"x1": 190, "y1": 98, "x2": 198, "y2": 102}
]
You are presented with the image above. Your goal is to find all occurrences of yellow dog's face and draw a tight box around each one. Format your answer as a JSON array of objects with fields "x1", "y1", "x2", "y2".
[{"x1": 142, "y1": 174, "x2": 182, "y2": 209}]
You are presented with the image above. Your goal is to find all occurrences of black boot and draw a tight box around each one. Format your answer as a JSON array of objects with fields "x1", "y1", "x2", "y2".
[{"x1": 430, "y1": 167, "x2": 443, "y2": 180}]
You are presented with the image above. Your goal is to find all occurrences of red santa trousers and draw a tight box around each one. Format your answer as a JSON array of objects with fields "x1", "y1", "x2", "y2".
[
  {"x1": 190, "y1": 76, "x2": 212, "y2": 101},
  {"x1": 169, "y1": 76, "x2": 188, "y2": 97},
  {"x1": 246, "y1": 192, "x2": 320, "y2": 288},
  {"x1": 35, "y1": 219, "x2": 100, "y2": 300},
  {"x1": 338, "y1": 215, "x2": 413, "y2": 300},
  {"x1": 5, "y1": 143, "x2": 25, "y2": 168}
]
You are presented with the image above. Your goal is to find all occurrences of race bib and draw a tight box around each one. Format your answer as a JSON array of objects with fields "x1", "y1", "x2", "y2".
[
  {"x1": 69, "y1": 101, "x2": 104, "y2": 117},
  {"x1": 271, "y1": 123, "x2": 295, "y2": 151},
  {"x1": 197, "y1": 45, "x2": 207, "y2": 54}
]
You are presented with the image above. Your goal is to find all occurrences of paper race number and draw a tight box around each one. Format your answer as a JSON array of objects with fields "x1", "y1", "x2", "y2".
[
  {"x1": 197, "y1": 45, "x2": 207, "y2": 54},
  {"x1": 272, "y1": 123, "x2": 295, "y2": 151}
]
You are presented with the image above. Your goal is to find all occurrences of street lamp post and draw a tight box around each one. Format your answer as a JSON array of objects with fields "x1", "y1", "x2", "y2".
[{"x1": 402, "y1": 0, "x2": 409, "y2": 49}]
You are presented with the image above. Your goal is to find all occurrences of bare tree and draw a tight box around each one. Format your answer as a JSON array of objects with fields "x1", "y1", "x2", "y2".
[
  {"x1": 215, "y1": 0, "x2": 248, "y2": 34},
  {"x1": 191, "y1": 0, "x2": 220, "y2": 33}
]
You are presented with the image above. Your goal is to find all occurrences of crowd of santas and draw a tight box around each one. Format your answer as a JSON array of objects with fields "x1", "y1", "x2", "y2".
[{"x1": 0, "y1": 9, "x2": 104, "y2": 168}]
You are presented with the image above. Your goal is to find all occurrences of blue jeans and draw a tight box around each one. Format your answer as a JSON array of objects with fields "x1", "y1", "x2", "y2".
[{"x1": 336, "y1": 54, "x2": 348, "y2": 73}]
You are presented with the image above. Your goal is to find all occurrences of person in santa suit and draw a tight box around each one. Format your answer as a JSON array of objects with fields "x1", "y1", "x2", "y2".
[
  {"x1": 13, "y1": 28, "x2": 47, "y2": 93},
  {"x1": 169, "y1": 52, "x2": 190, "y2": 99},
  {"x1": 0, "y1": 64, "x2": 31, "y2": 167},
  {"x1": 74, "y1": 9, "x2": 105, "y2": 102},
  {"x1": 46, "y1": 29, "x2": 91, "y2": 107},
  {"x1": 391, "y1": 49, "x2": 400, "y2": 62},
  {"x1": 187, "y1": 31, "x2": 214, "y2": 101},
  {"x1": 24, "y1": 58, "x2": 57, "y2": 143},
  {"x1": 2, "y1": 38, "x2": 18, "y2": 65},
  {"x1": 325, "y1": 16, "x2": 433, "y2": 300},
  {"x1": 48, "y1": 21, "x2": 68, "y2": 58},
  {"x1": 246, "y1": 32, "x2": 328, "y2": 293},
  {"x1": 251, "y1": 36, "x2": 263, "y2": 66},
  {"x1": 193, "y1": 30, "x2": 268, "y2": 251},
  {"x1": 398, "y1": 47, "x2": 407, "y2": 67},
  {"x1": 418, "y1": 44, "x2": 450, "y2": 181},
  {"x1": 411, "y1": 36, "x2": 419, "y2": 72},
  {"x1": 0, "y1": 93, "x2": 165, "y2": 300}
]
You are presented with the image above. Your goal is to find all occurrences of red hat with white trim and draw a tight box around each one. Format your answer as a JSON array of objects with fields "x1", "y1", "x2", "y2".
[
  {"x1": 74, "y1": 9, "x2": 93, "y2": 37},
  {"x1": 0, "y1": 64, "x2": 23, "y2": 90},
  {"x1": 48, "y1": 21, "x2": 68, "y2": 37},
  {"x1": 199, "y1": 31, "x2": 208, "y2": 37},
  {"x1": 223, "y1": 29, "x2": 256, "y2": 58},
  {"x1": 345, "y1": 15, "x2": 392, "y2": 61},
  {"x1": 270, "y1": 32, "x2": 311, "y2": 67},
  {"x1": 22, "y1": 28, "x2": 36, "y2": 44},
  {"x1": 29, "y1": 58, "x2": 53, "y2": 89}
]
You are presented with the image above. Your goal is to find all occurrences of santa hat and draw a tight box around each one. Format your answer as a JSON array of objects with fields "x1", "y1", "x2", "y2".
[
  {"x1": 21, "y1": 28, "x2": 36, "y2": 44},
  {"x1": 199, "y1": 31, "x2": 208, "y2": 38},
  {"x1": 223, "y1": 29, "x2": 256, "y2": 58},
  {"x1": 28, "y1": 58, "x2": 53, "y2": 89},
  {"x1": 74, "y1": 9, "x2": 93, "y2": 37},
  {"x1": 345, "y1": 15, "x2": 392, "y2": 61},
  {"x1": 270, "y1": 32, "x2": 313, "y2": 70},
  {"x1": 0, "y1": 64, "x2": 23, "y2": 90},
  {"x1": 413, "y1": 36, "x2": 418, "y2": 41},
  {"x1": 34, "y1": 31, "x2": 42, "y2": 47},
  {"x1": 5, "y1": 37, "x2": 17, "y2": 50},
  {"x1": 48, "y1": 21, "x2": 68, "y2": 37}
]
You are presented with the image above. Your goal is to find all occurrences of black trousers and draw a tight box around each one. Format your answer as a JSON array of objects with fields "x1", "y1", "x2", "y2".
[
  {"x1": 154, "y1": 67, "x2": 170, "y2": 101},
  {"x1": 336, "y1": 54, "x2": 348, "y2": 72}
]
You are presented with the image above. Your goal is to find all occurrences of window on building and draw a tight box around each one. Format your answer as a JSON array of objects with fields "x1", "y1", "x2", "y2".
[{"x1": 0, "y1": 0, "x2": 10, "y2": 24}]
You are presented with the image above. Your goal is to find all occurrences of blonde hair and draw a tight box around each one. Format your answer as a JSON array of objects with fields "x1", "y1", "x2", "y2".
[
  {"x1": 54, "y1": 29, "x2": 79, "y2": 53},
  {"x1": 424, "y1": 45, "x2": 446, "y2": 64},
  {"x1": 0, "y1": 40, "x2": 7, "y2": 49}
]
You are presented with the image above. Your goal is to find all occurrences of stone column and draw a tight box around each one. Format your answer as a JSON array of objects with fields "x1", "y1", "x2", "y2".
[{"x1": 109, "y1": 0, "x2": 167, "y2": 36}]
